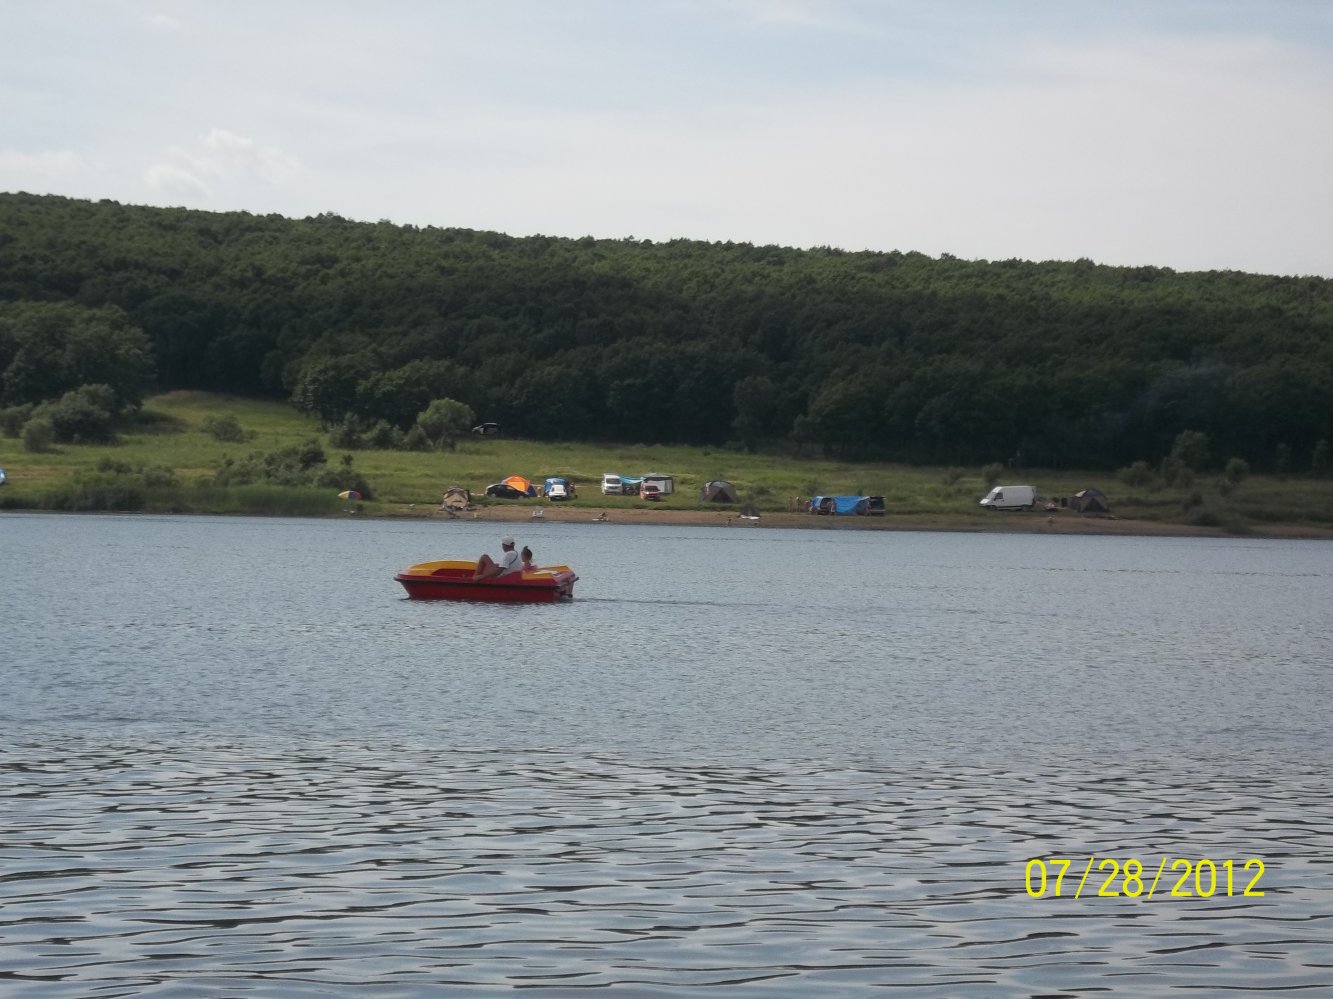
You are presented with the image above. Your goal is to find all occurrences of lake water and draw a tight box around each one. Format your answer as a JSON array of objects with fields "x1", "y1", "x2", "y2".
[{"x1": 1, "y1": 512, "x2": 1330, "y2": 996}]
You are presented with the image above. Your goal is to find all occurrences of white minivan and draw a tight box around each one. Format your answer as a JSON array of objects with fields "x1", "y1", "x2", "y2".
[
  {"x1": 601, "y1": 473, "x2": 623, "y2": 495},
  {"x1": 979, "y1": 484, "x2": 1036, "y2": 511}
]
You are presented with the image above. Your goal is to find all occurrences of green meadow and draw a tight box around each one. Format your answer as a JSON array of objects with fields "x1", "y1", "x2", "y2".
[{"x1": 2, "y1": 392, "x2": 1332, "y2": 534}]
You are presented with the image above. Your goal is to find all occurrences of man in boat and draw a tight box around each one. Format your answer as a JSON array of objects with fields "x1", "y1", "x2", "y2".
[{"x1": 474, "y1": 536, "x2": 521, "y2": 579}]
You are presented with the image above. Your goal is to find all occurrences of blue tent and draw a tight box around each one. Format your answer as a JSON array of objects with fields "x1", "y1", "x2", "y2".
[{"x1": 811, "y1": 495, "x2": 871, "y2": 515}]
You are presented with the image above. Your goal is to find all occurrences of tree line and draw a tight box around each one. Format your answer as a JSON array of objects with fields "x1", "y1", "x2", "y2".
[{"x1": 2, "y1": 191, "x2": 1331, "y2": 472}]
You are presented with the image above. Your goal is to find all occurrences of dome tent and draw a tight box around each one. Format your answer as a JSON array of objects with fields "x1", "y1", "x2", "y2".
[
  {"x1": 1069, "y1": 488, "x2": 1110, "y2": 514},
  {"x1": 700, "y1": 480, "x2": 739, "y2": 503}
]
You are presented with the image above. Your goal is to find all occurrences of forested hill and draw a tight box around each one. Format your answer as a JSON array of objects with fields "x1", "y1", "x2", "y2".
[{"x1": 2, "y1": 191, "x2": 1331, "y2": 471}]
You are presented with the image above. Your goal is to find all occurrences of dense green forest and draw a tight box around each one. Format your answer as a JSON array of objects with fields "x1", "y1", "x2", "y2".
[{"x1": 2, "y1": 191, "x2": 1330, "y2": 471}]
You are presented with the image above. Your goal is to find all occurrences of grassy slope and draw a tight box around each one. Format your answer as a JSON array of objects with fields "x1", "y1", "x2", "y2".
[{"x1": 2, "y1": 392, "x2": 1332, "y2": 534}]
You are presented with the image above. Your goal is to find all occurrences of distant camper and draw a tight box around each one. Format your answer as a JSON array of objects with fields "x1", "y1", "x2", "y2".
[
  {"x1": 979, "y1": 485, "x2": 1037, "y2": 511},
  {"x1": 641, "y1": 473, "x2": 674, "y2": 496}
]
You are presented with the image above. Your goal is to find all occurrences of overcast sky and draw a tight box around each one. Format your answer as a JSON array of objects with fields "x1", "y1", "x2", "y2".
[{"x1": 3, "y1": 1, "x2": 1330, "y2": 277}]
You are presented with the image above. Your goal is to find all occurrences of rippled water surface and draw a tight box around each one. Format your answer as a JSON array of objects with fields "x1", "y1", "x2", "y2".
[{"x1": 2, "y1": 513, "x2": 1331, "y2": 996}]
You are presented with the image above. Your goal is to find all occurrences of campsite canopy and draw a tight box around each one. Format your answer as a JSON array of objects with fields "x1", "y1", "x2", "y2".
[{"x1": 701, "y1": 480, "x2": 739, "y2": 503}]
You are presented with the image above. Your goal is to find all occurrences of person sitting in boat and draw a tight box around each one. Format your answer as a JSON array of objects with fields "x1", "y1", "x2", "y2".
[
  {"x1": 474, "y1": 536, "x2": 521, "y2": 579},
  {"x1": 520, "y1": 546, "x2": 537, "y2": 573}
]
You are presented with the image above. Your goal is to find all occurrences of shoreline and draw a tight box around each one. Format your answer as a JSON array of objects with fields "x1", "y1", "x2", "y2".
[{"x1": 391, "y1": 502, "x2": 1333, "y2": 541}]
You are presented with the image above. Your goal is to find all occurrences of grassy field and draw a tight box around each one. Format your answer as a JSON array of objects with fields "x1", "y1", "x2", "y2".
[{"x1": 3, "y1": 391, "x2": 1332, "y2": 535}]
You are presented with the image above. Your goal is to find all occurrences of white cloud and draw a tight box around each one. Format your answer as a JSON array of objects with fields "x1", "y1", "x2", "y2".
[
  {"x1": 143, "y1": 130, "x2": 304, "y2": 203},
  {"x1": 203, "y1": 129, "x2": 302, "y2": 185},
  {"x1": 145, "y1": 161, "x2": 209, "y2": 197},
  {"x1": 0, "y1": 149, "x2": 87, "y2": 180}
]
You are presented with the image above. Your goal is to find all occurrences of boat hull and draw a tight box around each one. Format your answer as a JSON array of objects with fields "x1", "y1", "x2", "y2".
[{"x1": 394, "y1": 560, "x2": 577, "y2": 603}]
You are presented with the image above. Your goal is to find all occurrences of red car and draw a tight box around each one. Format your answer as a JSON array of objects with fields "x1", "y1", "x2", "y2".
[{"x1": 641, "y1": 483, "x2": 663, "y2": 501}]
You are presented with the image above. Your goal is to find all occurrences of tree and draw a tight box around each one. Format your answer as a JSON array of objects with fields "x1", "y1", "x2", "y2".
[
  {"x1": 415, "y1": 398, "x2": 474, "y2": 451},
  {"x1": 1169, "y1": 430, "x2": 1210, "y2": 471},
  {"x1": 0, "y1": 301, "x2": 154, "y2": 409},
  {"x1": 290, "y1": 354, "x2": 375, "y2": 425},
  {"x1": 732, "y1": 374, "x2": 777, "y2": 451}
]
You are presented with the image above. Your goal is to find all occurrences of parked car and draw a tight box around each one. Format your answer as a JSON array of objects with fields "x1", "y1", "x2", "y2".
[
  {"x1": 471, "y1": 422, "x2": 500, "y2": 436},
  {"x1": 484, "y1": 481, "x2": 526, "y2": 499},
  {"x1": 601, "y1": 473, "x2": 623, "y2": 495},
  {"x1": 543, "y1": 476, "x2": 576, "y2": 500},
  {"x1": 0, "y1": 467, "x2": 6, "y2": 486},
  {"x1": 641, "y1": 483, "x2": 663, "y2": 501}
]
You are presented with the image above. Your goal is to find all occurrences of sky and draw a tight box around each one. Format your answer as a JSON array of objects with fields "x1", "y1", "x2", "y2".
[{"x1": 2, "y1": 0, "x2": 1331, "y2": 277}]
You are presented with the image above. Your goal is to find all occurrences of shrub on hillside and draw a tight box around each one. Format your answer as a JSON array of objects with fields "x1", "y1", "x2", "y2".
[
  {"x1": 211, "y1": 438, "x2": 374, "y2": 499},
  {"x1": 21, "y1": 416, "x2": 55, "y2": 452},
  {"x1": 1119, "y1": 460, "x2": 1154, "y2": 487},
  {"x1": 201, "y1": 414, "x2": 250, "y2": 442},
  {"x1": 0, "y1": 404, "x2": 34, "y2": 437},
  {"x1": 33, "y1": 384, "x2": 120, "y2": 443}
]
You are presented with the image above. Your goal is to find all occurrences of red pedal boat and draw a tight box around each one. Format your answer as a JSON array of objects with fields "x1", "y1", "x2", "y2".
[{"x1": 394, "y1": 559, "x2": 579, "y2": 603}]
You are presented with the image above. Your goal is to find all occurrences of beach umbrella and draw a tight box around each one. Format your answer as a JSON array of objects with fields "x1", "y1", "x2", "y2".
[{"x1": 338, "y1": 490, "x2": 361, "y2": 500}]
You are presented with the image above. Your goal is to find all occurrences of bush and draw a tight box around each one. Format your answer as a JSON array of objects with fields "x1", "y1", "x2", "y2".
[
  {"x1": 1160, "y1": 457, "x2": 1194, "y2": 489},
  {"x1": 38, "y1": 384, "x2": 120, "y2": 443},
  {"x1": 401, "y1": 425, "x2": 430, "y2": 451},
  {"x1": 39, "y1": 473, "x2": 146, "y2": 511},
  {"x1": 141, "y1": 465, "x2": 178, "y2": 488},
  {"x1": 210, "y1": 439, "x2": 374, "y2": 499},
  {"x1": 21, "y1": 416, "x2": 55, "y2": 452},
  {"x1": 1223, "y1": 457, "x2": 1250, "y2": 485},
  {"x1": 201, "y1": 414, "x2": 249, "y2": 443},
  {"x1": 367, "y1": 420, "x2": 402, "y2": 450},
  {"x1": 982, "y1": 462, "x2": 1004, "y2": 487},
  {"x1": 1119, "y1": 460, "x2": 1154, "y2": 487},
  {"x1": 0, "y1": 404, "x2": 34, "y2": 437},
  {"x1": 327, "y1": 416, "x2": 364, "y2": 449}
]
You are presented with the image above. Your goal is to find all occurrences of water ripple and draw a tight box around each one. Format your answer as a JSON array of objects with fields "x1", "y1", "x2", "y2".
[{"x1": 2, "y1": 743, "x2": 1330, "y2": 996}]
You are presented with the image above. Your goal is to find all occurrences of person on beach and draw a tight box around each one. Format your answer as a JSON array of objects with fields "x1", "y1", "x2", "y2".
[{"x1": 474, "y1": 536, "x2": 521, "y2": 579}]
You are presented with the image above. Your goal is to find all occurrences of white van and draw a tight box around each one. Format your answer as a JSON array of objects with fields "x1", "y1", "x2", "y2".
[
  {"x1": 979, "y1": 485, "x2": 1036, "y2": 511},
  {"x1": 601, "y1": 473, "x2": 623, "y2": 496}
]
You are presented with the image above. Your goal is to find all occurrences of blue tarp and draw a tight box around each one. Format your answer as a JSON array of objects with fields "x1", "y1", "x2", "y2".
[{"x1": 812, "y1": 494, "x2": 870, "y2": 515}]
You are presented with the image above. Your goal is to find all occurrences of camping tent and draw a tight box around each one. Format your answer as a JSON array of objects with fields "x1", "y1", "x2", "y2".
[
  {"x1": 701, "y1": 480, "x2": 739, "y2": 503},
  {"x1": 441, "y1": 485, "x2": 471, "y2": 510},
  {"x1": 642, "y1": 473, "x2": 675, "y2": 495},
  {"x1": 810, "y1": 494, "x2": 871, "y2": 515},
  {"x1": 543, "y1": 476, "x2": 575, "y2": 499},
  {"x1": 1069, "y1": 488, "x2": 1110, "y2": 514},
  {"x1": 502, "y1": 475, "x2": 538, "y2": 498}
]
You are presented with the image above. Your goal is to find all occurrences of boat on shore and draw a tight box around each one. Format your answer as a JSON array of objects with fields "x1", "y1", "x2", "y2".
[{"x1": 394, "y1": 559, "x2": 578, "y2": 603}]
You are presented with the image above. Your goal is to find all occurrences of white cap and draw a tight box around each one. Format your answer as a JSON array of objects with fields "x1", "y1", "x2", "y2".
[{"x1": 501, "y1": 536, "x2": 515, "y2": 546}]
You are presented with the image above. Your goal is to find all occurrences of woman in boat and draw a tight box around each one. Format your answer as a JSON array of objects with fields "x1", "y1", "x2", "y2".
[{"x1": 521, "y1": 546, "x2": 536, "y2": 572}]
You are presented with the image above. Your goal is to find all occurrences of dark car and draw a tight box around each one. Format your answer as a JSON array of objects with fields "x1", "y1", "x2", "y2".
[
  {"x1": 472, "y1": 422, "x2": 500, "y2": 436},
  {"x1": 484, "y1": 481, "x2": 526, "y2": 499}
]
